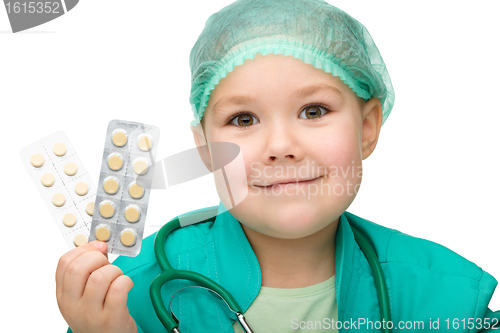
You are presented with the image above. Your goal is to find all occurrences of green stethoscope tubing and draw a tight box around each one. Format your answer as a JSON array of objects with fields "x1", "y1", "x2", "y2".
[
  {"x1": 150, "y1": 214, "x2": 392, "y2": 333},
  {"x1": 150, "y1": 215, "x2": 244, "y2": 332},
  {"x1": 351, "y1": 226, "x2": 392, "y2": 333}
]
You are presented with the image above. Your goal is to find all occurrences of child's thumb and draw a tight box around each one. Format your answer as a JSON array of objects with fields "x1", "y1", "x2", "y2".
[{"x1": 90, "y1": 240, "x2": 108, "y2": 259}]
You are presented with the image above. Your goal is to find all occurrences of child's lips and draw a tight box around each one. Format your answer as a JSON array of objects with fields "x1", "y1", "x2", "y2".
[{"x1": 256, "y1": 176, "x2": 323, "y2": 189}]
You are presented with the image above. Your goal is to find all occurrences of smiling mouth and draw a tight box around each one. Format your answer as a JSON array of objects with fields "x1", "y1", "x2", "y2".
[{"x1": 257, "y1": 176, "x2": 323, "y2": 188}]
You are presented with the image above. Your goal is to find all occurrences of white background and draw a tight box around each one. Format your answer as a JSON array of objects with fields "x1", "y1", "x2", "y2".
[{"x1": 1, "y1": 0, "x2": 499, "y2": 331}]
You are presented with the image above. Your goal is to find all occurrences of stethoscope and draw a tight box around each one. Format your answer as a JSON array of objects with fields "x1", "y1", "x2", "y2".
[{"x1": 150, "y1": 209, "x2": 392, "y2": 333}]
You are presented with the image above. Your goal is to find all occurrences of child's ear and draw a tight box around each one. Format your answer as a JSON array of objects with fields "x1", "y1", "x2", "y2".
[
  {"x1": 361, "y1": 97, "x2": 383, "y2": 160},
  {"x1": 191, "y1": 122, "x2": 213, "y2": 172}
]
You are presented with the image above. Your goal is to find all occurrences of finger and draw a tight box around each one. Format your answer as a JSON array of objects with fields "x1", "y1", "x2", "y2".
[
  {"x1": 56, "y1": 241, "x2": 107, "y2": 296},
  {"x1": 103, "y1": 274, "x2": 134, "y2": 310},
  {"x1": 82, "y1": 264, "x2": 124, "y2": 310},
  {"x1": 61, "y1": 250, "x2": 109, "y2": 302}
]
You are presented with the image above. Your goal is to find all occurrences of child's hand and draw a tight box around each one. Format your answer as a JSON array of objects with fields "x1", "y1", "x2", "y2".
[{"x1": 56, "y1": 241, "x2": 137, "y2": 333}]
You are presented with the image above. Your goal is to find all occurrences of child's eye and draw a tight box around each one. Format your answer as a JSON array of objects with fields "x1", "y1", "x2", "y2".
[
  {"x1": 229, "y1": 113, "x2": 260, "y2": 128},
  {"x1": 298, "y1": 104, "x2": 331, "y2": 121},
  {"x1": 228, "y1": 104, "x2": 332, "y2": 128}
]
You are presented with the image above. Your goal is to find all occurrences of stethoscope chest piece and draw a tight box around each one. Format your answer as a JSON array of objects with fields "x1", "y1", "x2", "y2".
[{"x1": 167, "y1": 285, "x2": 254, "y2": 333}]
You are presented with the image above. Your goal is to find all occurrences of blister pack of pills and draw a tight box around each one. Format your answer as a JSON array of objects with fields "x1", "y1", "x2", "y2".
[
  {"x1": 20, "y1": 131, "x2": 96, "y2": 248},
  {"x1": 89, "y1": 119, "x2": 160, "y2": 257}
]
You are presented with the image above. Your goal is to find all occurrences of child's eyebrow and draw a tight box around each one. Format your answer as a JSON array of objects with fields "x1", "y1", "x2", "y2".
[{"x1": 211, "y1": 84, "x2": 343, "y2": 117}]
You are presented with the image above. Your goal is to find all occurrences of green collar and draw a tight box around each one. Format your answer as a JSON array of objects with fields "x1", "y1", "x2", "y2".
[{"x1": 211, "y1": 201, "x2": 356, "y2": 322}]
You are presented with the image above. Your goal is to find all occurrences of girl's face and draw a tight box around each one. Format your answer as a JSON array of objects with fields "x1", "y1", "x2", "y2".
[{"x1": 192, "y1": 53, "x2": 382, "y2": 239}]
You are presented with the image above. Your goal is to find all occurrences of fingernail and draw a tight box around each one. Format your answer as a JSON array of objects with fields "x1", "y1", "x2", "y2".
[{"x1": 94, "y1": 241, "x2": 105, "y2": 250}]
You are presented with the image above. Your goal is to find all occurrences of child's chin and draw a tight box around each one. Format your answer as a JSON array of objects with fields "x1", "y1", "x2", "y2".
[
  {"x1": 234, "y1": 197, "x2": 341, "y2": 238},
  {"x1": 258, "y1": 219, "x2": 328, "y2": 239}
]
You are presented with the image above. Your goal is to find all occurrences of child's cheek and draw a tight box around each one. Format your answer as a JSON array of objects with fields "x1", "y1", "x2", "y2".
[
  {"x1": 319, "y1": 128, "x2": 363, "y2": 197},
  {"x1": 211, "y1": 141, "x2": 251, "y2": 210}
]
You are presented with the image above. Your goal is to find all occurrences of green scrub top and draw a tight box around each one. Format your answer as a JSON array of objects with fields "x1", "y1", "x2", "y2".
[{"x1": 68, "y1": 201, "x2": 500, "y2": 332}]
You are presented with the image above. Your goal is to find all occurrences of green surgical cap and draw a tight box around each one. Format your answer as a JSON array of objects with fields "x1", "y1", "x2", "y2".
[{"x1": 189, "y1": 0, "x2": 395, "y2": 127}]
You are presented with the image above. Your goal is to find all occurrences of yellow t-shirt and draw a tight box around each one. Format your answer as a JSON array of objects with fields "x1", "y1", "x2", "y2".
[{"x1": 233, "y1": 274, "x2": 338, "y2": 332}]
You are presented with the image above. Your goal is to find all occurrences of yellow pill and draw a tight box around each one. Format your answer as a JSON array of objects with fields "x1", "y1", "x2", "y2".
[
  {"x1": 41, "y1": 173, "x2": 54, "y2": 187},
  {"x1": 62, "y1": 213, "x2": 77, "y2": 227},
  {"x1": 112, "y1": 131, "x2": 128, "y2": 147},
  {"x1": 124, "y1": 206, "x2": 141, "y2": 223},
  {"x1": 85, "y1": 201, "x2": 95, "y2": 216},
  {"x1": 133, "y1": 160, "x2": 149, "y2": 175},
  {"x1": 52, "y1": 193, "x2": 66, "y2": 207},
  {"x1": 31, "y1": 153, "x2": 44, "y2": 167},
  {"x1": 64, "y1": 162, "x2": 78, "y2": 176},
  {"x1": 73, "y1": 233, "x2": 88, "y2": 247},
  {"x1": 99, "y1": 202, "x2": 115, "y2": 218},
  {"x1": 53, "y1": 143, "x2": 67, "y2": 157},
  {"x1": 128, "y1": 183, "x2": 144, "y2": 199},
  {"x1": 95, "y1": 226, "x2": 111, "y2": 241},
  {"x1": 120, "y1": 230, "x2": 136, "y2": 247},
  {"x1": 103, "y1": 178, "x2": 119, "y2": 194},
  {"x1": 75, "y1": 182, "x2": 89, "y2": 196},
  {"x1": 107, "y1": 155, "x2": 123, "y2": 171},
  {"x1": 137, "y1": 135, "x2": 153, "y2": 151}
]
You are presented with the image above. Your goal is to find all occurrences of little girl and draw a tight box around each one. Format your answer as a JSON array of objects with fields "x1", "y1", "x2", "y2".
[{"x1": 57, "y1": 1, "x2": 499, "y2": 332}]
